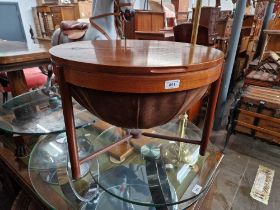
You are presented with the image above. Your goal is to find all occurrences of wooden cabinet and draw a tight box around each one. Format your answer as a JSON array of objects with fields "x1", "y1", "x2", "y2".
[
  {"x1": 135, "y1": 11, "x2": 165, "y2": 32},
  {"x1": 192, "y1": 7, "x2": 220, "y2": 45},
  {"x1": 34, "y1": 5, "x2": 54, "y2": 38},
  {"x1": 124, "y1": 10, "x2": 165, "y2": 39},
  {"x1": 193, "y1": 7, "x2": 220, "y2": 33},
  {"x1": 50, "y1": 5, "x2": 78, "y2": 29},
  {"x1": 171, "y1": 0, "x2": 189, "y2": 20},
  {"x1": 216, "y1": 18, "x2": 233, "y2": 39},
  {"x1": 34, "y1": 2, "x2": 92, "y2": 39},
  {"x1": 74, "y1": 1, "x2": 92, "y2": 19}
]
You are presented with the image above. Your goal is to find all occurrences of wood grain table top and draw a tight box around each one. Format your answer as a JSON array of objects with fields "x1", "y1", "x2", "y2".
[
  {"x1": 50, "y1": 40, "x2": 224, "y2": 74},
  {"x1": 0, "y1": 41, "x2": 50, "y2": 65}
]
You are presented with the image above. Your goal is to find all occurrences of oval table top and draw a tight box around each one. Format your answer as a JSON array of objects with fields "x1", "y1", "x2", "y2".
[
  {"x1": 50, "y1": 40, "x2": 224, "y2": 94},
  {"x1": 50, "y1": 40, "x2": 224, "y2": 74}
]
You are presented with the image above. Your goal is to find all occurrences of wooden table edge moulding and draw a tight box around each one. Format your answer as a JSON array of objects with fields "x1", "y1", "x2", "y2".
[{"x1": 49, "y1": 39, "x2": 224, "y2": 180}]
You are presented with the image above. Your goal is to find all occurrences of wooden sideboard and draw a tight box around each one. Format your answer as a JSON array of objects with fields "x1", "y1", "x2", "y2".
[{"x1": 135, "y1": 10, "x2": 165, "y2": 32}]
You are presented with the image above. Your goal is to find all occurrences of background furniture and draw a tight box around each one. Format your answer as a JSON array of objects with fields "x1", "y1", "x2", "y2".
[
  {"x1": 192, "y1": 7, "x2": 220, "y2": 45},
  {"x1": 124, "y1": 10, "x2": 166, "y2": 39},
  {"x1": 245, "y1": 51, "x2": 280, "y2": 87},
  {"x1": 135, "y1": 29, "x2": 174, "y2": 41},
  {"x1": 50, "y1": 5, "x2": 78, "y2": 29},
  {"x1": 171, "y1": 0, "x2": 189, "y2": 20},
  {"x1": 173, "y1": 23, "x2": 213, "y2": 46},
  {"x1": 232, "y1": 15, "x2": 263, "y2": 84},
  {"x1": 215, "y1": 10, "x2": 233, "y2": 55},
  {"x1": 135, "y1": 10, "x2": 165, "y2": 32},
  {"x1": 34, "y1": 2, "x2": 92, "y2": 40},
  {"x1": 260, "y1": 30, "x2": 280, "y2": 61},
  {"x1": 225, "y1": 85, "x2": 280, "y2": 150},
  {"x1": 0, "y1": 40, "x2": 51, "y2": 172},
  {"x1": 0, "y1": 68, "x2": 47, "y2": 103},
  {"x1": 0, "y1": 40, "x2": 50, "y2": 96},
  {"x1": 124, "y1": 1, "x2": 176, "y2": 39},
  {"x1": 216, "y1": 17, "x2": 233, "y2": 39}
]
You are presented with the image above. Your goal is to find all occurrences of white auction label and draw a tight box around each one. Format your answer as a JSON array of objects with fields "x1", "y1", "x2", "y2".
[
  {"x1": 250, "y1": 165, "x2": 274, "y2": 205},
  {"x1": 192, "y1": 184, "x2": 202, "y2": 195},
  {"x1": 165, "y1": 80, "x2": 180, "y2": 89}
]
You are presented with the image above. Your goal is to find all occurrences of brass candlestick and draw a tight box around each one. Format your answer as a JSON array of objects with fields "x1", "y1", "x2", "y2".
[
  {"x1": 178, "y1": 113, "x2": 188, "y2": 162},
  {"x1": 161, "y1": 114, "x2": 200, "y2": 166}
]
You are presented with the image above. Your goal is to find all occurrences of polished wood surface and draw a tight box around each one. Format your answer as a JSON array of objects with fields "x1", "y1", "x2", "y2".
[
  {"x1": 200, "y1": 66, "x2": 223, "y2": 155},
  {"x1": 56, "y1": 64, "x2": 81, "y2": 179},
  {"x1": 51, "y1": 39, "x2": 224, "y2": 179},
  {"x1": 50, "y1": 40, "x2": 223, "y2": 70},
  {"x1": 135, "y1": 31, "x2": 174, "y2": 41},
  {"x1": 0, "y1": 41, "x2": 49, "y2": 66},
  {"x1": 135, "y1": 11, "x2": 165, "y2": 32},
  {"x1": 50, "y1": 40, "x2": 224, "y2": 93},
  {"x1": 0, "y1": 40, "x2": 50, "y2": 96}
]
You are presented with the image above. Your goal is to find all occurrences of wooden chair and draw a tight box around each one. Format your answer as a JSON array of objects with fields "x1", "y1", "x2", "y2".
[
  {"x1": 0, "y1": 68, "x2": 47, "y2": 103},
  {"x1": 173, "y1": 23, "x2": 213, "y2": 46}
]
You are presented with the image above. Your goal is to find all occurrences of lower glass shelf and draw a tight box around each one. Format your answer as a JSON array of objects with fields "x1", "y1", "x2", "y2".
[
  {"x1": 28, "y1": 118, "x2": 223, "y2": 210},
  {"x1": 0, "y1": 88, "x2": 95, "y2": 135}
]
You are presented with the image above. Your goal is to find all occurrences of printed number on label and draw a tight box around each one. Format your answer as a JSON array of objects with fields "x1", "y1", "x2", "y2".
[
  {"x1": 165, "y1": 80, "x2": 180, "y2": 89},
  {"x1": 192, "y1": 184, "x2": 202, "y2": 195}
]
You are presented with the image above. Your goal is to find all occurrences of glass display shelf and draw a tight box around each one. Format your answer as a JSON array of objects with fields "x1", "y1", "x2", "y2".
[
  {"x1": 0, "y1": 88, "x2": 95, "y2": 135},
  {"x1": 29, "y1": 119, "x2": 223, "y2": 210}
]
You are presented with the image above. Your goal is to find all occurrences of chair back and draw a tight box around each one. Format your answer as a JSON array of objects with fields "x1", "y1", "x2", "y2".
[{"x1": 173, "y1": 23, "x2": 210, "y2": 46}]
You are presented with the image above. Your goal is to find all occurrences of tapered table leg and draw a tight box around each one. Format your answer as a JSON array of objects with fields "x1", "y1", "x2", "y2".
[
  {"x1": 55, "y1": 64, "x2": 81, "y2": 179},
  {"x1": 200, "y1": 69, "x2": 223, "y2": 156}
]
